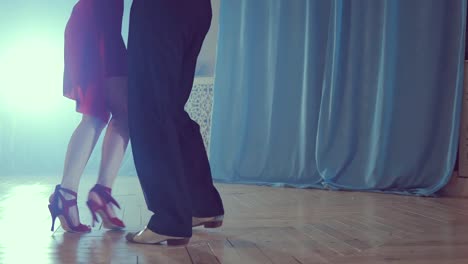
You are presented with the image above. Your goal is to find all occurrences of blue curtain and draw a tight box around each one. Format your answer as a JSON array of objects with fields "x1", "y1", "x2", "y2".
[{"x1": 210, "y1": 0, "x2": 466, "y2": 195}]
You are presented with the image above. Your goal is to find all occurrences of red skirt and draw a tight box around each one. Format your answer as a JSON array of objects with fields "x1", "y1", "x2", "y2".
[{"x1": 63, "y1": 0, "x2": 127, "y2": 122}]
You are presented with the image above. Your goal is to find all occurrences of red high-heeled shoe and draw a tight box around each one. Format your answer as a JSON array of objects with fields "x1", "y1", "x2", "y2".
[
  {"x1": 87, "y1": 184, "x2": 125, "y2": 230},
  {"x1": 48, "y1": 185, "x2": 91, "y2": 233}
]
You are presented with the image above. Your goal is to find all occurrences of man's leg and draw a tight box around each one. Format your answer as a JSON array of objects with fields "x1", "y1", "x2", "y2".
[
  {"x1": 127, "y1": 0, "x2": 192, "y2": 238},
  {"x1": 178, "y1": 32, "x2": 224, "y2": 218}
]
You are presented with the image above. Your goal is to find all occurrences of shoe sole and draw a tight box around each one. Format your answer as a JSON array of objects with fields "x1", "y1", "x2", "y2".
[
  {"x1": 57, "y1": 215, "x2": 91, "y2": 233},
  {"x1": 95, "y1": 209, "x2": 125, "y2": 230},
  {"x1": 193, "y1": 220, "x2": 223, "y2": 228},
  {"x1": 127, "y1": 233, "x2": 190, "y2": 246}
]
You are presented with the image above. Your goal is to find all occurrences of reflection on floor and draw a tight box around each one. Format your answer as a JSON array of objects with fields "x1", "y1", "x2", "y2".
[{"x1": 1, "y1": 175, "x2": 468, "y2": 263}]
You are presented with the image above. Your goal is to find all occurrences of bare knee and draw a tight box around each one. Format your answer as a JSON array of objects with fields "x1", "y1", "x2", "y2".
[
  {"x1": 81, "y1": 115, "x2": 107, "y2": 132},
  {"x1": 109, "y1": 111, "x2": 128, "y2": 130}
]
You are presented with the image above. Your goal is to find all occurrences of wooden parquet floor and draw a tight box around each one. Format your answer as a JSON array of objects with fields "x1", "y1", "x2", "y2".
[{"x1": 1, "y1": 175, "x2": 468, "y2": 264}]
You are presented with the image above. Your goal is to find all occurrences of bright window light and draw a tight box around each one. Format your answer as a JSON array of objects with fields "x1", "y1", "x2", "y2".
[{"x1": 0, "y1": 34, "x2": 65, "y2": 115}]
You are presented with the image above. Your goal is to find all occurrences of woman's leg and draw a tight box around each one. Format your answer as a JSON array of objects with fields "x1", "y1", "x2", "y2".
[
  {"x1": 97, "y1": 76, "x2": 129, "y2": 187},
  {"x1": 91, "y1": 76, "x2": 129, "y2": 218},
  {"x1": 55, "y1": 114, "x2": 106, "y2": 226}
]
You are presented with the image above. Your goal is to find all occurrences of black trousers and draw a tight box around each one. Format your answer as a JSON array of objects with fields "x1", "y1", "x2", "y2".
[
  {"x1": 466, "y1": 4, "x2": 468, "y2": 60},
  {"x1": 127, "y1": 0, "x2": 224, "y2": 238}
]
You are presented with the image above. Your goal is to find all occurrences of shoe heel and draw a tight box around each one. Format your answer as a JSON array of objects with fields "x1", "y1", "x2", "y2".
[
  {"x1": 87, "y1": 201, "x2": 100, "y2": 227},
  {"x1": 48, "y1": 204, "x2": 57, "y2": 231},
  {"x1": 204, "y1": 221, "x2": 223, "y2": 228},
  {"x1": 167, "y1": 238, "x2": 190, "y2": 246}
]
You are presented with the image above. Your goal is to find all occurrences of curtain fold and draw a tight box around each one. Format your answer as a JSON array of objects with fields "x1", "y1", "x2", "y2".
[{"x1": 210, "y1": 0, "x2": 466, "y2": 195}]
